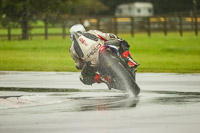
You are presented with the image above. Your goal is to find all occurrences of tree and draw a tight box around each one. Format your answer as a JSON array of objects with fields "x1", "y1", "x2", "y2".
[
  {"x1": 100, "y1": 0, "x2": 136, "y2": 15},
  {"x1": 150, "y1": 0, "x2": 194, "y2": 14},
  {"x1": 100, "y1": 0, "x2": 200, "y2": 15},
  {"x1": 69, "y1": 0, "x2": 108, "y2": 16},
  {"x1": 1, "y1": 0, "x2": 72, "y2": 40},
  {"x1": 1, "y1": 0, "x2": 35, "y2": 39},
  {"x1": 0, "y1": 0, "x2": 108, "y2": 40}
]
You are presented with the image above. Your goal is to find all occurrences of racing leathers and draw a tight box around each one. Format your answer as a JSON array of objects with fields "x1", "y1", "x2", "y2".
[{"x1": 70, "y1": 30, "x2": 138, "y2": 85}]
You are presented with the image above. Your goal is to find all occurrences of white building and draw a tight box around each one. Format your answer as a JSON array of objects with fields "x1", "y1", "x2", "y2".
[{"x1": 115, "y1": 2, "x2": 154, "y2": 17}]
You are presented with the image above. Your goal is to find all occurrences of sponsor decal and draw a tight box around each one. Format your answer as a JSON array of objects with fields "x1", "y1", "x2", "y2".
[
  {"x1": 87, "y1": 43, "x2": 102, "y2": 58},
  {"x1": 79, "y1": 37, "x2": 88, "y2": 46}
]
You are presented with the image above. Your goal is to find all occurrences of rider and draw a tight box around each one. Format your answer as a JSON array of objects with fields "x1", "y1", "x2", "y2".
[{"x1": 69, "y1": 24, "x2": 139, "y2": 86}]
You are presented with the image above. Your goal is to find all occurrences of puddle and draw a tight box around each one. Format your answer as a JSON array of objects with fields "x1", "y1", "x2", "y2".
[
  {"x1": 1, "y1": 89, "x2": 200, "y2": 111},
  {"x1": 67, "y1": 93, "x2": 140, "y2": 111}
]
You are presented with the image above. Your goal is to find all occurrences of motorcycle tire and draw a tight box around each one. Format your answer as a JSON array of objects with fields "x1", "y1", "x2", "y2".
[{"x1": 99, "y1": 54, "x2": 140, "y2": 96}]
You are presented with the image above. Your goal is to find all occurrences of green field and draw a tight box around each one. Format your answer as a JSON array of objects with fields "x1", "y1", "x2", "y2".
[{"x1": 0, "y1": 32, "x2": 200, "y2": 73}]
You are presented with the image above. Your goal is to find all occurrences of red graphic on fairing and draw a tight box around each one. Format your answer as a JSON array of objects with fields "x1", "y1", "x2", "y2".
[
  {"x1": 97, "y1": 34, "x2": 107, "y2": 41},
  {"x1": 79, "y1": 37, "x2": 88, "y2": 46}
]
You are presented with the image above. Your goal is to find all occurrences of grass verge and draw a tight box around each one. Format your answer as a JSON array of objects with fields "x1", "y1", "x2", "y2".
[{"x1": 0, "y1": 32, "x2": 200, "y2": 73}]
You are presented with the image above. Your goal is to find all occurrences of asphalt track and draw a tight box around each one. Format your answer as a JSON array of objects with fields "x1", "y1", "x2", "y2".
[{"x1": 0, "y1": 71, "x2": 200, "y2": 133}]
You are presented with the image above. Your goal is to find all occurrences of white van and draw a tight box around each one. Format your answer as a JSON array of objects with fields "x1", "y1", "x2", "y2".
[{"x1": 115, "y1": 2, "x2": 154, "y2": 17}]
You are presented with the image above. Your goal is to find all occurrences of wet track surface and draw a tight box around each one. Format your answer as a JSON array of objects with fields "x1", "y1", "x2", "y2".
[{"x1": 0, "y1": 72, "x2": 200, "y2": 133}]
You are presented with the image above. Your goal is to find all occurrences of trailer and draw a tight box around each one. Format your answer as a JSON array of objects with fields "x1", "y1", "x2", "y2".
[{"x1": 115, "y1": 2, "x2": 154, "y2": 17}]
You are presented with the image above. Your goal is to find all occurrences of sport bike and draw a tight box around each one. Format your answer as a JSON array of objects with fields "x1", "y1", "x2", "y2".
[{"x1": 97, "y1": 43, "x2": 140, "y2": 96}]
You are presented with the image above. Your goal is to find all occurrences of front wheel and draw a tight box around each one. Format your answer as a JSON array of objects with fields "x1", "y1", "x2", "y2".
[{"x1": 99, "y1": 54, "x2": 140, "y2": 96}]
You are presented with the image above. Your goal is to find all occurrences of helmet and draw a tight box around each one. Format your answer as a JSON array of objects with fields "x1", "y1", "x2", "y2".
[{"x1": 69, "y1": 24, "x2": 86, "y2": 41}]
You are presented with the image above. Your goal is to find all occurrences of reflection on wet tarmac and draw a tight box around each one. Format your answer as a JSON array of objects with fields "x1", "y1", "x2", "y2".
[
  {"x1": 1, "y1": 89, "x2": 200, "y2": 111},
  {"x1": 71, "y1": 95, "x2": 140, "y2": 111}
]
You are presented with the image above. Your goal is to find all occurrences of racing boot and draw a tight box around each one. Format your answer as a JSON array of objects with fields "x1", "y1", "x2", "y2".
[{"x1": 122, "y1": 51, "x2": 140, "y2": 68}]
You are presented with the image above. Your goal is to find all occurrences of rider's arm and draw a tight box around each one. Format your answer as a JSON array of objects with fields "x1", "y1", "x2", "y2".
[{"x1": 88, "y1": 30, "x2": 118, "y2": 41}]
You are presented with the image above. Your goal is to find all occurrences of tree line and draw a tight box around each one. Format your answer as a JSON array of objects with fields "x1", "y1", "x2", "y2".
[
  {"x1": 0, "y1": 0, "x2": 199, "y2": 40},
  {"x1": 100, "y1": 0, "x2": 200, "y2": 15}
]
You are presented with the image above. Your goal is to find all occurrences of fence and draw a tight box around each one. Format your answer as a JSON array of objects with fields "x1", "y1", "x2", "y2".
[
  {"x1": 0, "y1": 15, "x2": 199, "y2": 40},
  {"x1": 85, "y1": 15, "x2": 199, "y2": 37},
  {"x1": 0, "y1": 24, "x2": 68, "y2": 40}
]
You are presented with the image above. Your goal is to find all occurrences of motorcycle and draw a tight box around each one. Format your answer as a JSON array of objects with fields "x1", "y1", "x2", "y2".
[{"x1": 97, "y1": 42, "x2": 140, "y2": 96}]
